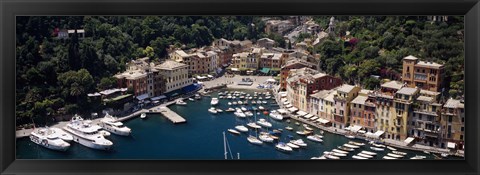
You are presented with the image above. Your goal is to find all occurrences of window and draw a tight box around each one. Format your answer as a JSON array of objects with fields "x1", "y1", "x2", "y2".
[{"x1": 461, "y1": 127, "x2": 464, "y2": 131}]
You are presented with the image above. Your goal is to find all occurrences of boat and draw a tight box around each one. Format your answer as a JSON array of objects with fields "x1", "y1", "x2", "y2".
[
  {"x1": 140, "y1": 113, "x2": 147, "y2": 119},
  {"x1": 245, "y1": 111, "x2": 254, "y2": 117},
  {"x1": 357, "y1": 153, "x2": 374, "y2": 158},
  {"x1": 99, "y1": 130, "x2": 111, "y2": 137},
  {"x1": 247, "y1": 135, "x2": 263, "y2": 145},
  {"x1": 251, "y1": 101, "x2": 256, "y2": 104},
  {"x1": 331, "y1": 149, "x2": 348, "y2": 154},
  {"x1": 265, "y1": 96, "x2": 271, "y2": 99},
  {"x1": 228, "y1": 102, "x2": 232, "y2": 106},
  {"x1": 386, "y1": 146, "x2": 397, "y2": 151},
  {"x1": 234, "y1": 112, "x2": 246, "y2": 118},
  {"x1": 272, "y1": 129, "x2": 282, "y2": 134},
  {"x1": 370, "y1": 147, "x2": 385, "y2": 151},
  {"x1": 216, "y1": 109, "x2": 223, "y2": 113},
  {"x1": 247, "y1": 122, "x2": 262, "y2": 129},
  {"x1": 325, "y1": 154, "x2": 340, "y2": 159},
  {"x1": 228, "y1": 129, "x2": 240, "y2": 135},
  {"x1": 304, "y1": 126, "x2": 314, "y2": 131},
  {"x1": 49, "y1": 127, "x2": 73, "y2": 142},
  {"x1": 176, "y1": 99, "x2": 187, "y2": 105},
  {"x1": 349, "y1": 141, "x2": 365, "y2": 146},
  {"x1": 98, "y1": 113, "x2": 132, "y2": 136},
  {"x1": 235, "y1": 125, "x2": 249, "y2": 132},
  {"x1": 345, "y1": 134, "x2": 356, "y2": 139},
  {"x1": 269, "y1": 111, "x2": 283, "y2": 120},
  {"x1": 210, "y1": 98, "x2": 219, "y2": 106},
  {"x1": 238, "y1": 101, "x2": 243, "y2": 105},
  {"x1": 257, "y1": 119, "x2": 272, "y2": 128},
  {"x1": 258, "y1": 97, "x2": 263, "y2": 100},
  {"x1": 371, "y1": 142, "x2": 386, "y2": 148},
  {"x1": 306, "y1": 135, "x2": 323, "y2": 142},
  {"x1": 262, "y1": 101, "x2": 268, "y2": 104},
  {"x1": 343, "y1": 143, "x2": 360, "y2": 149},
  {"x1": 241, "y1": 106, "x2": 247, "y2": 111},
  {"x1": 295, "y1": 122, "x2": 300, "y2": 126},
  {"x1": 195, "y1": 94, "x2": 201, "y2": 100},
  {"x1": 392, "y1": 151, "x2": 407, "y2": 155},
  {"x1": 410, "y1": 155, "x2": 427, "y2": 159},
  {"x1": 290, "y1": 139, "x2": 307, "y2": 147},
  {"x1": 383, "y1": 156, "x2": 398, "y2": 159},
  {"x1": 29, "y1": 127, "x2": 71, "y2": 151},
  {"x1": 338, "y1": 146, "x2": 355, "y2": 152},
  {"x1": 441, "y1": 153, "x2": 449, "y2": 158},
  {"x1": 330, "y1": 152, "x2": 347, "y2": 157},
  {"x1": 244, "y1": 100, "x2": 248, "y2": 104},
  {"x1": 287, "y1": 119, "x2": 291, "y2": 123},
  {"x1": 275, "y1": 142, "x2": 293, "y2": 152},
  {"x1": 226, "y1": 108, "x2": 235, "y2": 112},
  {"x1": 287, "y1": 142, "x2": 300, "y2": 149},
  {"x1": 256, "y1": 100, "x2": 262, "y2": 104},
  {"x1": 208, "y1": 107, "x2": 218, "y2": 114},
  {"x1": 258, "y1": 106, "x2": 265, "y2": 110},
  {"x1": 232, "y1": 102, "x2": 238, "y2": 105},
  {"x1": 259, "y1": 134, "x2": 274, "y2": 143},
  {"x1": 423, "y1": 151, "x2": 431, "y2": 154},
  {"x1": 188, "y1": 98, "x2": 194, "y2": 101},
  {"x1": 352, "y1": 155, "x2": 368, "y2": 159},
  {"x1": 361, "y1": 150, "x2": 377, "y2": 156},
  {"x1": 296, "y1": 130, "x2": 313, "y2": 136},
  {"x1": 387, "y1": 153, "x2": 404, "y2": 158},
  {"x1": 62, "y1": 115, "x2": 113, "y2": 150}
]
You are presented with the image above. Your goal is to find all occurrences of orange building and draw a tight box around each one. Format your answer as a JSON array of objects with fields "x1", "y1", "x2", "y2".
[
  {"x1": 402, "y1": 55, "x2": 444, "y2": 92},
  {"x1": 280, "y1": 59, "x2": 317, "y2": 91}
]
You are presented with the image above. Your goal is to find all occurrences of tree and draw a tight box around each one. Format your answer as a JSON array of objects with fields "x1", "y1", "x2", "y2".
[{"x1": 143, "y1": 46, "x2": 155, "y2": 58}]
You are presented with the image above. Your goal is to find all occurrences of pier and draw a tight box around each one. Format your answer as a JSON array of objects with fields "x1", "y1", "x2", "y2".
[{"x1": 117, "y1": 98, "x2": 187, "y2": 124}]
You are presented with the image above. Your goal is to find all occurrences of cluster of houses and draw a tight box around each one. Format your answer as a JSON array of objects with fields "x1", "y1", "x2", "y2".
[{"x1": 281, "y1": 55, "x2": 464, "y2": 150}]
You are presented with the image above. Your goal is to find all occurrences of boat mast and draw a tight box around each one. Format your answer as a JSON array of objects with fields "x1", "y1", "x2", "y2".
[{"x1": 223, "y1": 131, "x2": 227, "y2": 160}]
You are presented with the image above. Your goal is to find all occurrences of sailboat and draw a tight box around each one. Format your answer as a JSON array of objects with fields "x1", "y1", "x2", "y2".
[{"x1": 246, "y1": 112, "x2": 263, "y2": 145}]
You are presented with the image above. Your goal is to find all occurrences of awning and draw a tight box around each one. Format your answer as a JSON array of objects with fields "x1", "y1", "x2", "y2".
[
  {"x1": 283, "y1": 101, "x2": 290, "y2": 105},
  {"x1": 266, "y1": 78, "x2": 276, "y2": 82},
  {"x1": 151, "y1": 95, "x2": 167, "y2": 101},
  {"x1": 288, "y1": 107, "x2": 298, "y2": 112},
  {"x1": 310, "y1": 116, "x2": 319, "y2": 120},
  {"x1": 260, "y1": 68, "x2": 271, "y2": 74},
  {"x1": 182, "y1": 84, "x2": 200, "y2": 93},
  {"x1": 285, "y1": 104, "x2": 293, "y2": 108},
  {"x1": 365, "y1": 132, "x2": 374, "y2": 138},
  {"x1": 303, "y1": 114, "x2": 313, "y2": 119},
  {"x1": 231, "y1": 68, "x2": 239, "y2": 71},
  {"x1": 404, "y1": 137, "x2": 415, "y2": 144},
  {"x1": 247, "y1": 70, "x2": 254, "y2": 73},
  {"x1": 447, "y1": 142, "x2": 456, "y2": 149},
  {"x1": 277, "y1": 109, "x2": 288, "y2": 114},
  {"x1": 196, "y1": 76, "x2": 207, "y2": 80},
  {"x1": 317, "y1": 118, "x2": 330, "y2": 124},
  {"x1": 136, "y1": 94, "x2": 149, "y2": 101},
  {"x1": 350, "y1": 125, "x2": 363, "y2": 133},
  {"x1": 296, "y1": 111, "x2": 308, "y2": 116},
  {"x1": 358, "y1": 130, "x2": 367, "y2": 134},
  {"x1": 373, "y1": 130, "x2": 385, "y2": 138},
  {"x1": 281, "y1": 98, "x2": 288, "y2": 102},
  {"x1": 279, "y1": 92, "x2": 287, "y2": 97},
  {"x1": 144, "y1": 100, "x2": 151, "y2": 104}
]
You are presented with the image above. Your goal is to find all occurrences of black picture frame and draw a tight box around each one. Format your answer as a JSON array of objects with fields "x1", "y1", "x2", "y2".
[{"x1": 1, "y1": 0, "x2": 479, "y2": 174}]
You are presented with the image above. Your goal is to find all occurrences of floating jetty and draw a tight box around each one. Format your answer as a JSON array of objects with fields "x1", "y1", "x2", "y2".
[{"x1": 157, "y1": 107, "x2": 186, "y2": 124}]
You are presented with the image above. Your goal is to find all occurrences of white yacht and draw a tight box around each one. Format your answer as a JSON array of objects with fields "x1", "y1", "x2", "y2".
[
  {"x1": 241, "y1": 106, "x2": 247, "y2": 111},
  {"x1": 216, "y1": 109, "x2": 223, "y2": 113},
  {"x1": 306, "y1": 135, "x2": 323, "y2": 142},
  {"x1": 235, "y1": 125, "x2": 249, "y2": 132},
  {"x1": 49, "y1": 127, "x2": 73, "y2": 142},
  {"x1": 188, "y1": 98, "x2": 195, "y2": 101},
  {"x1": 290, "y1": 139, "x2": 307, "y2": 147},
  {"x1": 244, "y1": 111, "x2": 254, "y2": 117},
  {"x1": 361, "y1": 150, "x2": 377, "y2": 156},
  {"x1": 256, "y1": 119, "x2": 272, "y2": 128},
  {"x1": 247, "y1": 135, "x2": 263, "y2": 145},
  {"x1": 208, "y1": 107, "x2": 218, "y2": 114},
  {"x1": 357, "y1": 153, "x2": 374, "y2": 159},
  {"x1": 387, "y1": 153, "x2": 404, "y2": 158},
  {"x1": 238, "y1": 101, "x2": 243, "y2": 105},
  {"x1": 269, "y1": 110, "x2": 283, "y2": 120},
  {"x1": 98, "y1": 113, "x2": 132, "y2": 136},
  {"x1": 30, "y1": 127, "x2": 71, "y2": 151},
  {"x1": 287, "y1": 142, "x2": 300, "y2": 149},
  {"x1": 259, "y1": 134, "x2": 274, "y2": 143},
  {"x1": 275, "y1": 142, "x2": 293, "y2": 152},
  {"x1": 210, "y1": 98, "x2": 219, "y2": 106},
  {"x1": 176, "y1": 99, "x2": 187, "y2": 105},
  {"x1": 234, "y1": 111, "x2": 246, "y2": 118},
  {"x1": 343, "y1": 143, "x2": 360, "y2": 149},
  {"x1": 232, "y1": 101, "x2": 238, "y2": 105},
  {"x1": 228, "y1": 129, "x2": 240, "y2": 135},
  {"x1": 62, "y1": 115, "x2": 113, "y2": 150},
  {"x1": 228, "y1": 102, "x2": 232, "y2": 106},
  {"x1": 247, "y1": 122, "x2": 262, "y2": 129},
  {"x1": 370, "y1": 146, "x2": 385, "y2": 151},
  {"x1": 140, "y1": 113, "x2": 147, "y2": 119},
  {"x1": 226, "y1": 108, "x2": 235, "y2": 112}
]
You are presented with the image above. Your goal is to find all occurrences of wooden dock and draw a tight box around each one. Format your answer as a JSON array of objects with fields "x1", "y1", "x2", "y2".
[
  {"x1": 157, "y1": 107, "x2": 186, "y2": 124},
  {"x1": 117, "y1": 98, "x2": 187, "y2": 124}
]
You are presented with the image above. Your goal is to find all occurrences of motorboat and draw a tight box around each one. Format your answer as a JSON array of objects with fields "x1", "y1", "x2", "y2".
[
  {"x1": 251, "y1": 101, "x2": 256, "y2": 104},
  {"x1": 210, "y1": 98, "x2": 219, "y2": 106},
  {"x1": 357, "y1": 153, "x2": 374, "y2": 158},
  {"x1": 285, "y1": 126, "x2": 293, "y2": 131},
  {"x1": 295, "y1": 122, "x2": 300, "y2": 126},
  {"x1": 370, "y1": 147, "x2": 385, "y2": 151},
  {"x1": 423, "y1": 151, "x2": 431, "y2": 154},
  {"x1": 259, "y1": 134, "x2": 274, "y2": 143},
  {"x1": 241, "y1": 107, "x2": 247, "y2": 111},
  {"x1": 269, "y1": 110, "x2": 283, "y2": 121},
  {"x1": 296, "y1": 130, "x2": 313, "y2": 136},
  {"x1": 188, "y1": 98, "x2": 195, "y2": 101},
  {"x1": 247, "y1": 135, "x2": 263, "y2": 145},
  {"x1": 176, "y1": 99, "x2": 187, "y2": 105},
  {"x1": 232, "y1": 102, "x2": 238, "y2": 105},
  {"x1": 234, "y1": 112, "x2": 246, "y2": 118},
  {"x1": 251, "y1": 107, "x2": 258, "y2": 111},
  {"x1": 49, "y1": 127, "x2": 73, "y2": 142},
  {"x1": 99, "y1": 130, "x2": 111, "y2": 137},
  {"x1": 275, "y1": 142, "x2": 293, "y2": 152},
  {"x1": 62, "y1": 115, "x2": 113, "y2": 150},
  {"x1": 327, "y1": 151, "x2": 347, "y2": 157},
  {"x1": 332, "y1": 149, "x2": 349, "y2": 154},
  {"x1": 304, "y1": 125, "x2": 314, "y2": 131},
  {"x1": 257, "y1": 119, "x2": 272, "y2": 128},
  {"x1": 228, "y1": 129, "x2": 240, "y2": 135},
  {"x1": 345, "y1": 134, "x2": 356, "y2": 139},
  {"x1": 386, "y1": 146, "x2": 397, "y2": 151},
  {"x1": 410, "y1": 155, "x2": 427, "y2": 159},
  {"x1": 256, "y1": 100, "x2": 262, "y2": 104},
  {"x1": 228, "y1": 102, "x2": 232, "y2": 106},
  {"x1": 287, "y1": 142, "x2": 300, "y2": 149},
  {"x1": 195, "y1": 94, "x2": 201, "y2": 100},
  {"x1": 262, "y1": 101, "x2": 268, "y2": 104},
  {"x1": 226, "y1": 108, "x2": 235, "y2": 112},
  {"x1": 338, "y1": 146, "x2": 355, "y2": 152},
  {"x1": 29, "y1": 127, "x2": 71, "y2": 151},
  {"x1": 235, "y1": 125, "x2": 249, "y2": 132},
  {"x1": 352, "y1": 155, "x2": 368, "y2": 159},
  {"x1": 258, "y1": 97, "x2": 263, "y2": 100},
  {"x1": 387, "y1": 153, "x2": 404, "y2": 158},
  {"x1": 245, "y1": 111, "x2": 254, "y2": 117},
  {"x1": 208, "y1": 107, "x2": 218, "y2": 114},
  {"x1": 99, "y1": 113, "x2": 132, "y2": 136},
  {"x1": 238, "y1": 101, "x2": 243, "y2": 105},
  {"x1": 140, "y1": 113, "x2": 147, "y2": 119},
  {"x1": 343, "y1": 143, "x2": 360, "y2": 149},
  {"x1": 272, "y1": 129, "x2": 282, "y2": 134},
  {"x1": 441, "y1": 153, "x2": 449, "y2": 158},
  {"x1": 325, "y1": 154, "x2": 340, "y2": 159},
  {"x1": 247, "y1": 122, "x2": 262, "y2": 129},
  {"x1": 243, "y1": 100, "x2": 248, "y2": 104},
  {"x1": 349, "y1": 141, "x2": 365, "y2": 146},
  {"x1": 392, "y1": 151, "x2": 407, "y2": 155},
  {"x1": 290, "y1": 139, "x2": 307, "y2": 147},
  {"x1": 216, "y1": 109, "x2": 223, "y2": 113},
  {"x1": 307, "y1": 135, "x2": 323, "y2": 142},
  {"x1": 361, "y1": 150, "x2": 377, "y2": 156},
  {"x1": 258, "y1": 106, "x2": 265, "y2": 110},
  {"x1": 383, "y1": 156, "x2": 398, "y2": 159},
  {"x1": 265, "y1": 96, "x2": 271, "y2": 99}
]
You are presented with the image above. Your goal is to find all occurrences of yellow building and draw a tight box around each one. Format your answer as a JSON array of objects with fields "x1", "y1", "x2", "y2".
[
  {"x1": 332, "y1": 84, "x2": 361, "y2": 129},
  {"x1": 441, "y1": 99, "x2": 464, "y2": 149},
  {"x1": 392, "y1": 87, "x2": 420, "y2": 140}
]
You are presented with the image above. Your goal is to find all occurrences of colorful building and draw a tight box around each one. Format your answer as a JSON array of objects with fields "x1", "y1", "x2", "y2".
[
  {"x1": 280, "y1": 59, "x2": 317, "y2": 91},
  {"x1": 440, "y1": 99, "x2": 465, "y2": 149},
  {"x1": 392, "y1": 87, "x2": 420, "y2": 140},
  {"x1": 402, "y1": 55, "x2": 445, "y2": 92},
  {"x1": 332, "y1": 84, "x2": 361, "y2": 129},
  {"x1": 156, "y1": 60, "x2": 192, "y2": 93}
]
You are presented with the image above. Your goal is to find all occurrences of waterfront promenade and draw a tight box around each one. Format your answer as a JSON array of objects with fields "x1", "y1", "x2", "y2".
[{"x1": 200, "y1": 74, "x2": 274, "y2": 92}]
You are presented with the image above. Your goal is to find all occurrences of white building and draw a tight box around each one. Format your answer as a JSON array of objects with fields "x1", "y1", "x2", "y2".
[{"x1": 156, "y1": 60, "x2": 192, "y2": 93}]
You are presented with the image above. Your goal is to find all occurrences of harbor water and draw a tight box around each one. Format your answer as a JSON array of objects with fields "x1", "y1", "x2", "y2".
[{"x1": 17, "y1": 90, "x2": 452, "y2": 160}]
